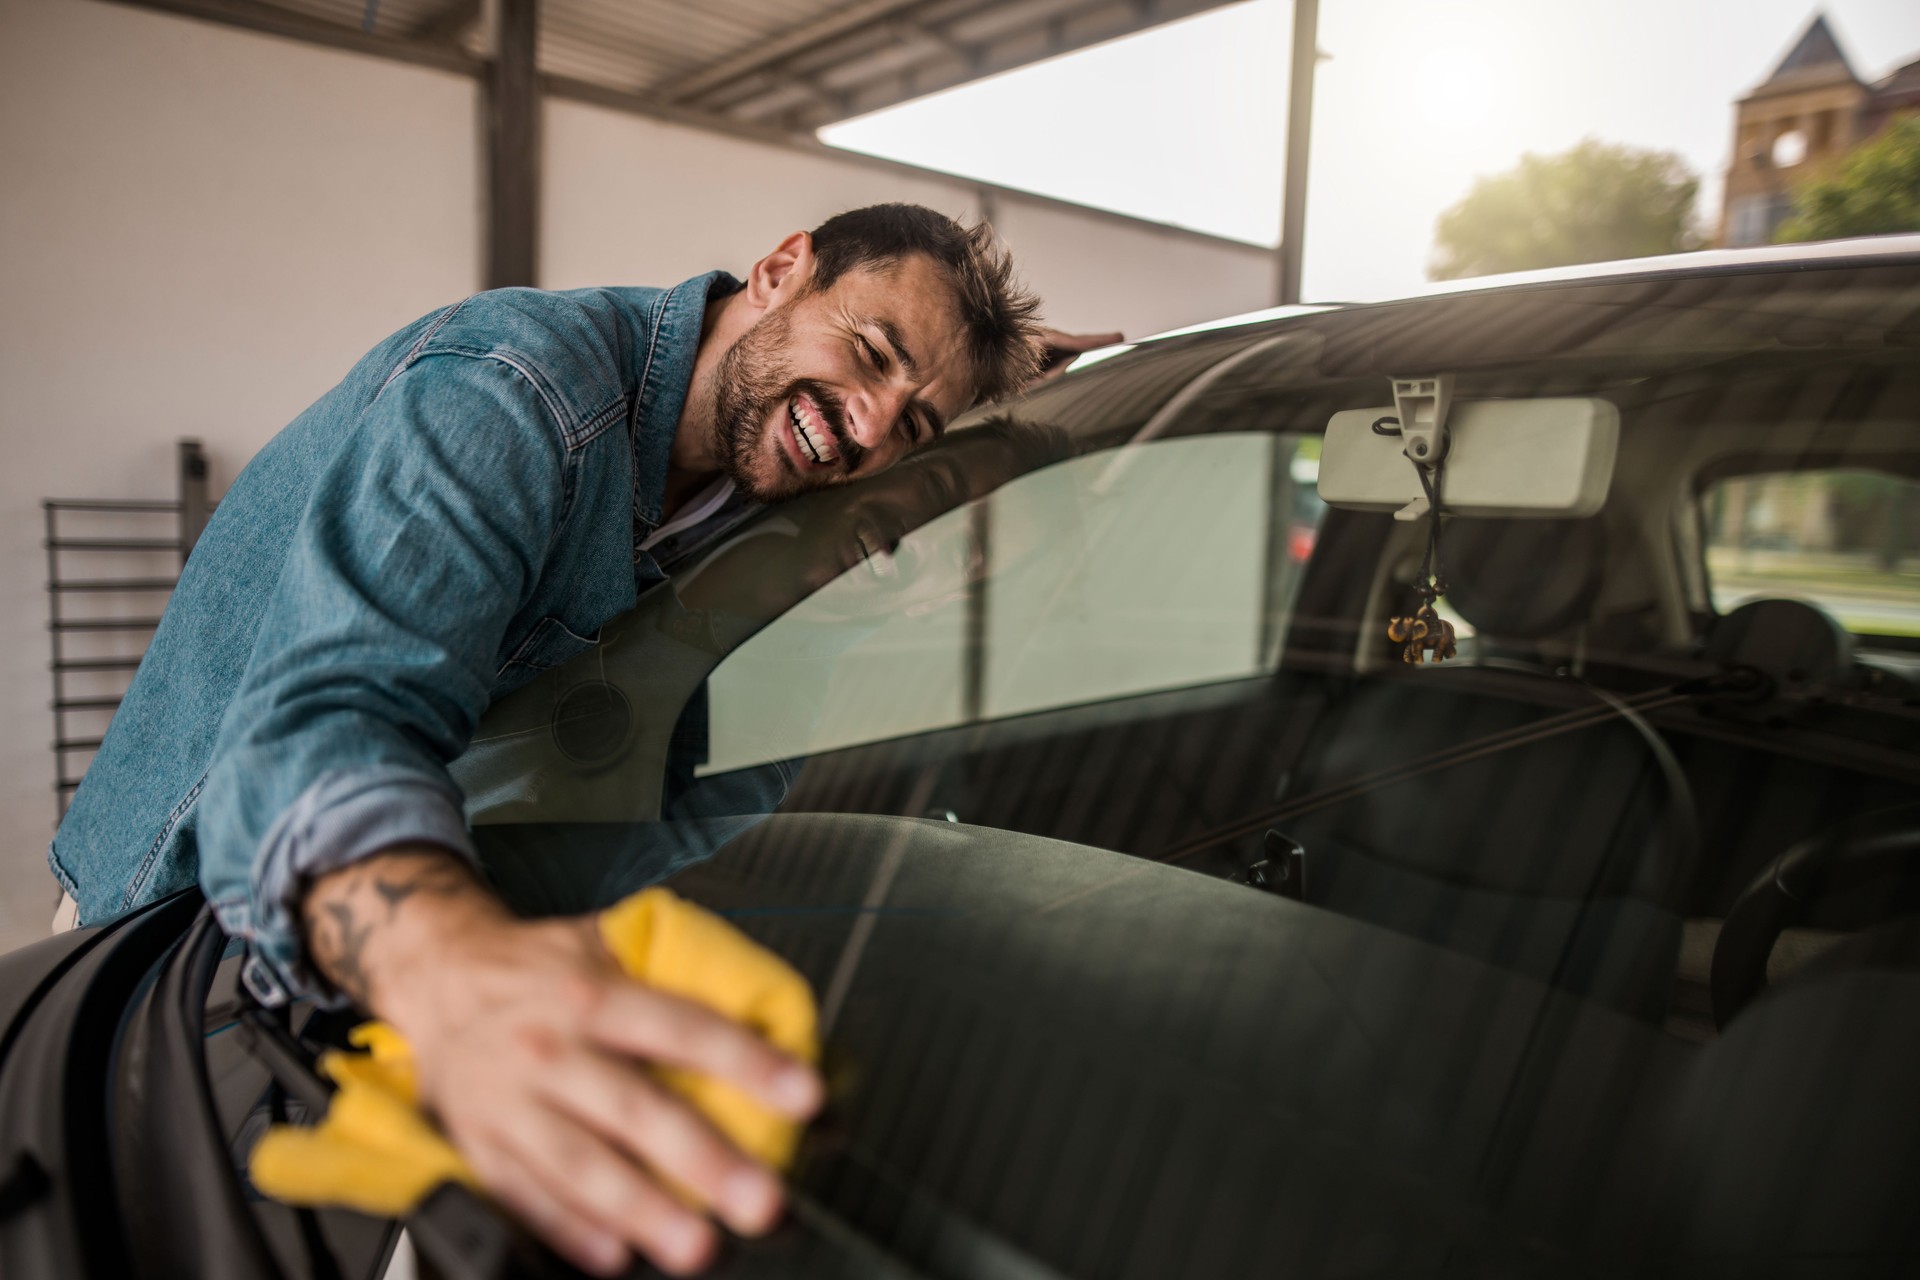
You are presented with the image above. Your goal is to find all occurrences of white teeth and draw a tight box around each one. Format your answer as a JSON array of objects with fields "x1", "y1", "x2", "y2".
[{"x1": 788, "y1": 398, "x2": 838, "y2": 464}]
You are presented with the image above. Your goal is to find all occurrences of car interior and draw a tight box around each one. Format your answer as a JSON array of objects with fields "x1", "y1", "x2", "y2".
[{"x1": 726, "y1": 352, "x2": 1920, "y2": 1046}]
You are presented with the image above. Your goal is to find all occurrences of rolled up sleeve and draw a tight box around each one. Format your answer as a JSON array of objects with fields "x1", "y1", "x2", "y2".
[{"x1": 197, "y1": 353, "x2": 574, "y2": 1005}]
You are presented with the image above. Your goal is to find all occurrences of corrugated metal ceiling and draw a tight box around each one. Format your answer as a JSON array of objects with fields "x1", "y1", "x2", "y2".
[{"x1": 174, "y1": 0, "x2": 1237, "y2": 132}]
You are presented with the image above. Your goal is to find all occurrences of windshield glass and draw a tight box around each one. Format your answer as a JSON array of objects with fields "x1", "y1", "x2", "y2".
[{"x1": 448, "y1": 265, "x2": 1920, "y2": 1277}]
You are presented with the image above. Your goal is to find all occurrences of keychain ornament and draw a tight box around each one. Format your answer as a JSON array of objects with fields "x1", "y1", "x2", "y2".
[
  {"x1": 1377, "y1": 376, "x2": 1458, "y2": 664},
  {"x1": 1388, "y1": 598, "x2": 1456, "y2": 664},
  {"x1": 1384, "y1": 458, "x2": 1457, "y2": 664}
]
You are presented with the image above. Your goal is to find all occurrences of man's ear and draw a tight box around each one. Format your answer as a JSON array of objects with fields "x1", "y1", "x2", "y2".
[{"x1": 746, "y1": 231, "x2": 815, "y2": 311}]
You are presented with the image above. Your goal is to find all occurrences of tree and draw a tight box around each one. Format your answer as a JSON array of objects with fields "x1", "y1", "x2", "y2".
[
  {"x1": 1775, "y1": 116, "x2": 1920, "y2": 243},
  {"x1": 1429, "y1": 139, "x2": 1702, "y2": 281}
]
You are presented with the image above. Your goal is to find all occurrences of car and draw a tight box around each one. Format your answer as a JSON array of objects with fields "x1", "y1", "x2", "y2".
[{"x1": 5, "y1": 236, "x2": 1918, "y2": 1279}]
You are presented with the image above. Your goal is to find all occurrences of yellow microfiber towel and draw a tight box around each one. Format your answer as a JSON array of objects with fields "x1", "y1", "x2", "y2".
[{"x1": 248, "y1": 887, "x2": 819, "y2": 1219}]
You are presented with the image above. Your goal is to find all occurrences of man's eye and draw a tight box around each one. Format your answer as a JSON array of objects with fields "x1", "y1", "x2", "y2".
[{"x1": 859, "y1": 337, "x2": 885, "y2": 371}]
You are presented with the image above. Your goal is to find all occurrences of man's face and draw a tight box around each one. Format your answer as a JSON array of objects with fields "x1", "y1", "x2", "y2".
[{"x1": 710, "y1": 253, "x2": 977, "y2": 503}]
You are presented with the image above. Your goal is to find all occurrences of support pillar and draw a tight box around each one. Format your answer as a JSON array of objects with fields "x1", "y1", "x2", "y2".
[
  {"x1": 486, "y1": 0, "x2": 540, "y2": 288},
  {"x1": 1276, "y1": 0, "x2": 1320, "y2": 306}
]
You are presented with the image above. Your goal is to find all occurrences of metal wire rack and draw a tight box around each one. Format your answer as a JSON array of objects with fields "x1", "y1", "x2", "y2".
[{"x1": 44, "y1": 441, "x2": 213, "y2": 821}]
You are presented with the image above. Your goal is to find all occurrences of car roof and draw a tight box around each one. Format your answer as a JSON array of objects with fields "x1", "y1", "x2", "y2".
[{"x1": 1124, "y1": 233, "x2": 1920, "y2": 349}]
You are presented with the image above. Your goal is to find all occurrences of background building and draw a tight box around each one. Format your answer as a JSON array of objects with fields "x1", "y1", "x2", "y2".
[{"x1": 1718, "y1": 11, "x2": 1920, "y2": 246}]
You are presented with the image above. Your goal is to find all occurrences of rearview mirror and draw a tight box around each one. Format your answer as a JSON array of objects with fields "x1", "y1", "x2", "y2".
[{"x1": 1318, "y1": 398, "x2": 1618, "y2": 518}]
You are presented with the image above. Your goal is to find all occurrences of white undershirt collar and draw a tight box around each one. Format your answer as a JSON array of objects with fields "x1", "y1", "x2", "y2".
[{"x1": 640, "y1": 475, "x2": 736, "y2": 552}]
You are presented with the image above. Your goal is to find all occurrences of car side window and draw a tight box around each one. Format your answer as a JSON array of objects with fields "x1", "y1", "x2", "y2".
[
  {"x1": 983, "y1": 433, "x2": 1301, "y2": 716},
  {"x1": 702, "y1": 502, "x2": 976, "y2": 777},
  {"x1": 1701, "y1": 469, "x2": 1920, "y2": 641},
  {"x1": 699, "y1": 433, "x2": 1323, "y2": 778}
]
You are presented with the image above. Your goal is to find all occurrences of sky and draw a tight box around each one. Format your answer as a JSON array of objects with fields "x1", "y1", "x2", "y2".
[{"x1": 819, "y1": 0, "x2": 1920, "y2": 303}]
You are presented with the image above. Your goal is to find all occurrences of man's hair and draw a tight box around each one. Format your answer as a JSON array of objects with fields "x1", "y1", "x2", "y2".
[{"x1": 808, "y1": 204, "x2": 1044, "y2": 405}]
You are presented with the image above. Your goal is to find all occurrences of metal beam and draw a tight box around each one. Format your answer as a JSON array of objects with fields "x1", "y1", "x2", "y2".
[
  {"x1": 1276, "y1": 0, "x2": 1320, "y2": 305},
  {"x1": 711, "y1": 0, "x2": 1219, "y2": 130},
  {"x1": 666, "y1": 0, "x2": 1179, "y2": 116},
  {"x1": 412, "y1": 0, "x2": 483, "y2": 45},
  {"x1": 486, "y1": 0, "x2": 540, "y2": 289},
  {"x1": 656, "y1": 0, "x2": 929, "y2": 106},
  {"x1": 102, "y1": 0, "x2": 482, "y2": 76},
  {"x1": 886, "y1": 18, "x2": 977, "y2": 67}
]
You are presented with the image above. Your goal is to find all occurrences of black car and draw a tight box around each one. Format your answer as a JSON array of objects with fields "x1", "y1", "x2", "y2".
[{"x1": 6, "y1": 237, "x2": 1919, "y2": 1279}]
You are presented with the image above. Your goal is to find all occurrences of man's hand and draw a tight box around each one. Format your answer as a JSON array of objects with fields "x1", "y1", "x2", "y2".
[
  {"x1": 1029, "y1": 328, "x2": 1126, "y2": 386},
  {"x1": 301, "y1": 847, "x2": 822, "y2": 1277}
]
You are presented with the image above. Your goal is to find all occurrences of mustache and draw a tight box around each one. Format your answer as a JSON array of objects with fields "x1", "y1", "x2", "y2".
[{"x1": 791, "y1": 379, "x2": 865, "y2": 470}]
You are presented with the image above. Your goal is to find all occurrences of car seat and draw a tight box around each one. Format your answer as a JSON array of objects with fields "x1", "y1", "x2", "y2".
[{"x1": 1277, "y1": 516, "x2": 1696, "y2": 1021}]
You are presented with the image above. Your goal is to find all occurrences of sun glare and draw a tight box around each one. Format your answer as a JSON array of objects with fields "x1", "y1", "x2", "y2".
[{"x1": 1413, "y1": 50, "x2": 1497, "y2": 128}]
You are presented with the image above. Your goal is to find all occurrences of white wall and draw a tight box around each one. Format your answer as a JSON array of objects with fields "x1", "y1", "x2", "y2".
[
  {"x1": 986, "y1": 196, "x2": 1277, "y2": 339},
  {"x1": 0, "y1": 0, "x2": 1275, "y2": 953},
  {"x1": 0, "y1": 0, "x2": 481, "y2": 948},
  {"x1": 543, "y1": 97, "x2": 1278, "y2": 341},
  {"x1": 543, "y1": 99, "x2": 968, "y2": 292}
]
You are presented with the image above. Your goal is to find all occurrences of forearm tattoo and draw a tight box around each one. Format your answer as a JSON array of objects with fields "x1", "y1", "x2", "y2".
[
  {"x1": 320, "y1": 899, "x2": 374, "y2": 1006},
  {"x1": 373, "y1": 857, "x2": 474, "y2": 912},
  {"x1": 303, "y1": 850, "x2": 478, "y2": 1007}
]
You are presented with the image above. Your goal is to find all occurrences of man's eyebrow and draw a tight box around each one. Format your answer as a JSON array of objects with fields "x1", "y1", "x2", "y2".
[
  {"x1": 870, "y1": 316, "x2": 918, "y2": 378},
  {"x1": 863, "y1": 314, "x2": 943, "y2": 440}
]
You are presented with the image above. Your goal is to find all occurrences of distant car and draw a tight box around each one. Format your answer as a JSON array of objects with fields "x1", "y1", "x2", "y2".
[{"x1": 6, "y1": 237, "x2": 1919, "y2": 1279}]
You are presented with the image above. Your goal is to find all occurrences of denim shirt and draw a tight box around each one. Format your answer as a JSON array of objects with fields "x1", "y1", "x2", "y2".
[{"x1": 50, "y1": 271, "x2": 742, "y2": 1003}]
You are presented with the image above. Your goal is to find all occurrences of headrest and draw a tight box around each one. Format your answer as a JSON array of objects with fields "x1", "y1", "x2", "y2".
[
  {"x1": 1442, "y1": 517, "x2": 1608, "y2": 640},
  {"x1": 1704, "y1": 598, "x2": 1855, "y2": 688}
]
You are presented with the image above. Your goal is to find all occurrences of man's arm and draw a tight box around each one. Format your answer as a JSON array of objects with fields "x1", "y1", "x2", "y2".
[
  {"x1": 196, "y1": 353, "x2": 562, "y2": 1000},
  {"x1": 190, "y1": 348, "x2": 816, "y2": 1275},
  {"x1": 303, "y1": 846, "x2": 821, "y2": 1278}
]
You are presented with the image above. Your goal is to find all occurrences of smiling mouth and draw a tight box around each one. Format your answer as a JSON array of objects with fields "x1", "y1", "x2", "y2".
[{"x1": 788, "y1": 396, "x2": 839, "y2": 466}]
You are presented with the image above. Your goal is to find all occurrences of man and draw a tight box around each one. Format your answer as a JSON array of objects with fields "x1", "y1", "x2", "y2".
[{"x1": 50, "y1": 204, "x2": 1109, "y2": 1276}]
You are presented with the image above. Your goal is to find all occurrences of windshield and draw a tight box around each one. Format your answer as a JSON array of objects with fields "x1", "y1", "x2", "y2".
[{"x1": 448, "y1": 265, "x2": 1920, "y2": 1277}]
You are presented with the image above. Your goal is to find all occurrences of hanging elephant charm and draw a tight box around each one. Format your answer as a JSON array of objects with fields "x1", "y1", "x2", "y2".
[{"x1": 1387, "y1": 603, "x2": 1457, "y2": 665}]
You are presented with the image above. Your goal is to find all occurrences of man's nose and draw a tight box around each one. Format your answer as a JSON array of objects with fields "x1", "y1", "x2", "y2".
[{"x1": 851, "y1": 384, "x2": 913, "y2": 451}]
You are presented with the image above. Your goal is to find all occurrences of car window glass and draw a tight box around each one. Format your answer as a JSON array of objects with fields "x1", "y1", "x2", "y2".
[
  {"x1": 1702, "y1": 469, "x2": 1920, "y2": 639},
  {"x1": 700, "y1": 433, "x2": 1325, "y2": 776},
  {"x1": 703, "y1": 505, "x2": 974, "y2": 776},
  {"x1": 986, "y1": 434, "x2": 1283, "y2": 716}
]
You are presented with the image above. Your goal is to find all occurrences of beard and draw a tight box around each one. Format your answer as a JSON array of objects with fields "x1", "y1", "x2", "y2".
[{"x1": 709, "y1": 304, "x2": 862, "y2": 502}]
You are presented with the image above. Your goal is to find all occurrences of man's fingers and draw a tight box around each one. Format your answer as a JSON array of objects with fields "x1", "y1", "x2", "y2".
[
  {"x1": 537, "y1": 1046, "x2": 785, "y2": 1235},
  {"x1": 582, "y1": 983, "x2": 822, "y2": 1118},
  {"x1": 464, "y1": 1139, "x2": 630, "y2": 1278},
  {"x1": 1042, "y1": 328, "x2": 1126, "y2": 354},
  {"x1": 1028, "y1": 329, "x2": 1127, "y2": 385},
  {"x1": 489, "y1": 1107, "x2": 718, "y2": 1277}
]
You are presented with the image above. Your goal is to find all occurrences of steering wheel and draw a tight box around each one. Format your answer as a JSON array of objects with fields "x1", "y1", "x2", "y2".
[{"x1": 1710, "y1": 802, "x2": 1920, "y2": 1029}]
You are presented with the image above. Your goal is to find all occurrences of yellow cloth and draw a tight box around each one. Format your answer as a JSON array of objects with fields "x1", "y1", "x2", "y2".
[{"x1": 248, "y1": 888, "x2": 819, "y2": 1218}]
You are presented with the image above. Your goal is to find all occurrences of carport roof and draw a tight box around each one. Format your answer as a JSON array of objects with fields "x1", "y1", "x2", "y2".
[{"x1": 136, "y1": 0, "x2": 1238, "y2": 134}]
